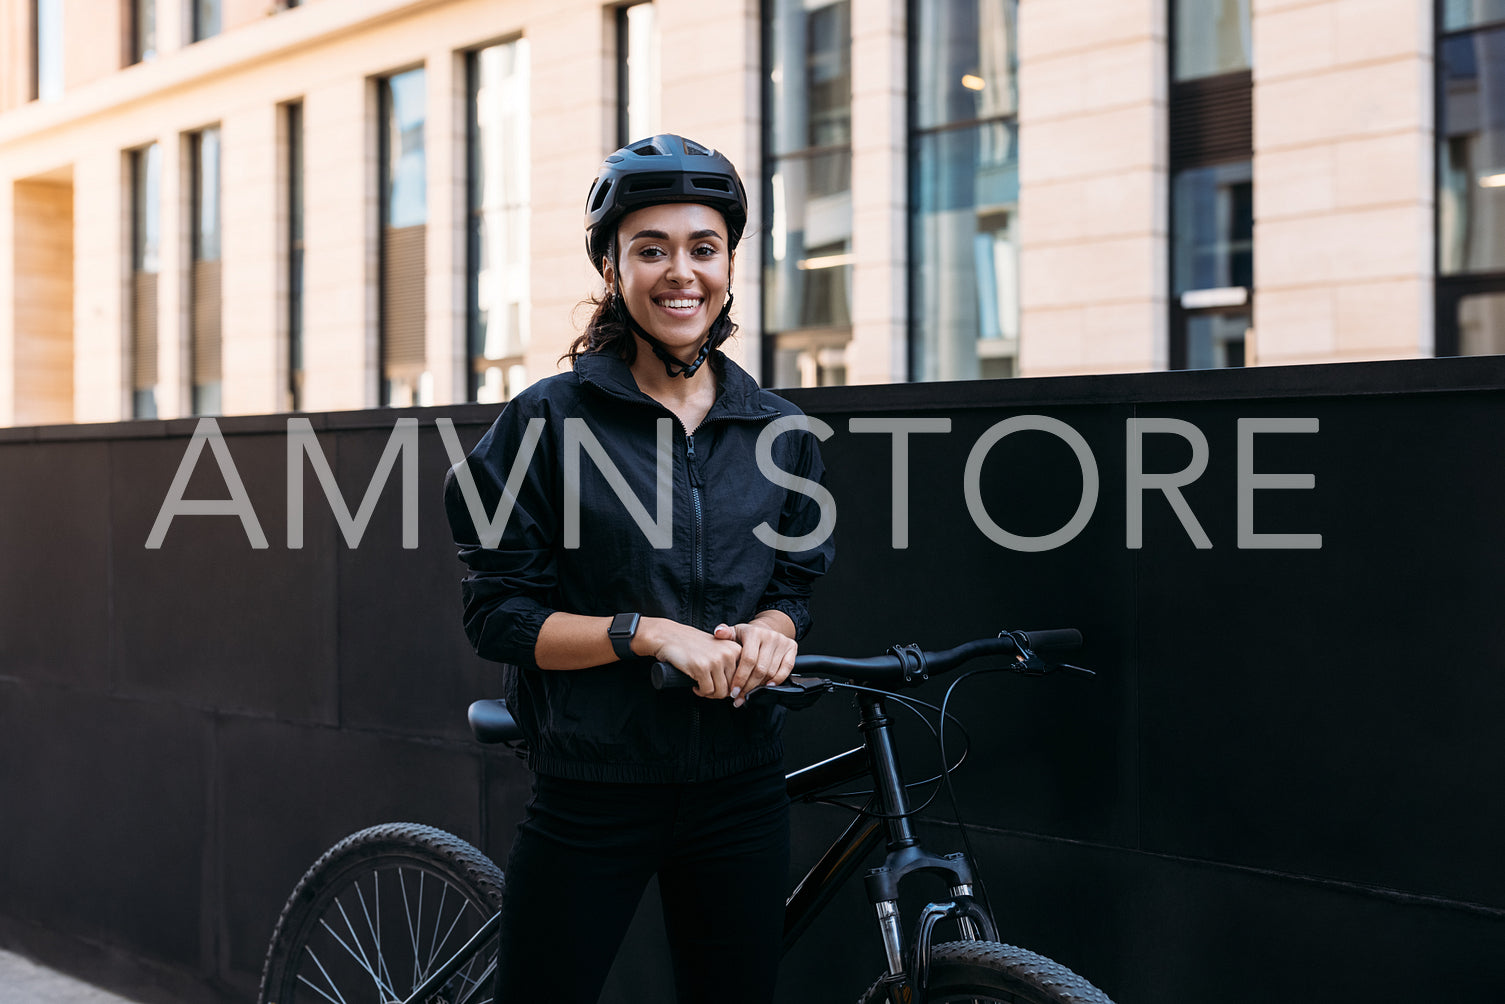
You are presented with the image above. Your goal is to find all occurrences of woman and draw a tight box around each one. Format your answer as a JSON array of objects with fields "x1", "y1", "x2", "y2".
[{"x1": 445, "y1": 134, "x2": 834, "y2": 1003}]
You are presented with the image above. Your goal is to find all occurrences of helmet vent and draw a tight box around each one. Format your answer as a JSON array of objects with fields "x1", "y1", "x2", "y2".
[
  {"x1": 590, "y1": 179, "x2": 613, "y2": 212},
  {"x1": 633, "y1": 141, "x2": 663, "y2": 155},
  {"x1": 683, "y1": 139, "x2": 711, "y2": 156},
  {"x1": 691, "y1": 177, "x2": 731, "y2": 192},
  {"x1": 626, "y1": 176, "x2": 675, "y2": 193}
]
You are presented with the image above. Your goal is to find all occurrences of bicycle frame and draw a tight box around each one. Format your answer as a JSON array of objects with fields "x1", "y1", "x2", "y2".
[
  {"x1": 402, "y1": 690, "x2": 995, "y2": 1004},
  {"x1": 782, "y1": 689, "x2": 998, "y2": 995}
]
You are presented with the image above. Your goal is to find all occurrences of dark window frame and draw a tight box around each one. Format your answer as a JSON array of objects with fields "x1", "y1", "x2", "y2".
[
  {"x1": 1434, "y1": 2, "x2": 1505, "y2": 355},
  {"x1": 287, "y1": 101, "x2": 305, "y2": 411}
]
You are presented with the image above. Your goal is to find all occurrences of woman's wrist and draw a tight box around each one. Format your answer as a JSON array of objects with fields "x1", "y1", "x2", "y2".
[{"x1": 632, "y1": 616, "x2": 671, "y2": 658}]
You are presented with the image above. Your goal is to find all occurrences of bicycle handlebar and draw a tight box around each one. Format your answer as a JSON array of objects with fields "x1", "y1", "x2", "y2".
[{"x1": 648, "y1": 628, "x2": 1083, "y2": 692}]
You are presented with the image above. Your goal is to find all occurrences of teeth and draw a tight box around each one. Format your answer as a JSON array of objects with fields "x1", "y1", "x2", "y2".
[{"x1": 660, "y1": 298, "x2": 700, "y2": 309}]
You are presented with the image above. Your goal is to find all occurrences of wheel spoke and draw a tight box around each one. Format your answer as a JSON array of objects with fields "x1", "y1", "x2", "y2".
[
  {"x1": 316, "y1": 915, "x2": 400, "y2": 1000},
  {"x1": 298, "y1": 946, "x2": 351, "y2": 1004},
  {"x1": 334, "y1": 891, "x2": 387, "y2": 998},
  {"x1": 355, "y1": 877, "x2": 399, "y2": 998}
]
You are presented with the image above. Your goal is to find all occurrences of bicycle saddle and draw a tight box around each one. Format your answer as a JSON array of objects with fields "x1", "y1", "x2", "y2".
[{"x1": 467, "y1": 699, "x2": 526, "y2": 744}]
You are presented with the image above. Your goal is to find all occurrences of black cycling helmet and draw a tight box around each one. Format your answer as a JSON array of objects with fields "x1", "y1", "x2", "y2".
[{"x1": 584, "y1": 134, "x2": 749, "y2": 273}]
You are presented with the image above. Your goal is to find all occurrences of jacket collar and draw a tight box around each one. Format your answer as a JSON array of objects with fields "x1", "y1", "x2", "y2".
[{"x1": 574, "y1": 350, "x2": 779, "y2": 423}]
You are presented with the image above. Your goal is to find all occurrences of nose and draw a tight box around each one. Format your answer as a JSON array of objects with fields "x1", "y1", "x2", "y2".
[{"x1": 666, "y1": 247, "x2": 694, "y2": 285}]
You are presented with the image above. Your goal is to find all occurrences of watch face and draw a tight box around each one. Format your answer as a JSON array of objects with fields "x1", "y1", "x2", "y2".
[{"x1": 610, "y1": 613, "x2": 638, "y2": 636}]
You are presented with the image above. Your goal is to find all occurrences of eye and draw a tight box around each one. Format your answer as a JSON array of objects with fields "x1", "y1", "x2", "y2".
[
  {"x1": 636, "y1": 245, "x2": 666, "y2": 259},
  {"x1": 693, "y1": 243, "x2": 718, "y2": 257}
]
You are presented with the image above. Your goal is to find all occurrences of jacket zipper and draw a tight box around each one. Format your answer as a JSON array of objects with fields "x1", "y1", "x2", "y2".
[{"x1": 686, "y1": 431, "x2": 705, "y2": 780}]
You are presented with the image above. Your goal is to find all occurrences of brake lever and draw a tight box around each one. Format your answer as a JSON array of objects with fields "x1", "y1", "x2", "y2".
[{"x1": 746, "y1": 675, "x2": 835, "y2": 710}]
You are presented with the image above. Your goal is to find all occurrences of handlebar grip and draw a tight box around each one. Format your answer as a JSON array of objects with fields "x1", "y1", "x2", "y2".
[
  {"x1": 1017, "y1": 628, "x2": 1082, "y2": 651},
  {"x1": 650, "y1": 661, "x2": 696, "y2": 690}
]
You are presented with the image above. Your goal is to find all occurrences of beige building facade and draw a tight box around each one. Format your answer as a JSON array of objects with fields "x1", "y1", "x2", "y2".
[{"x1": 0, "y1": 0, "x2": 1500, "y2": 426}]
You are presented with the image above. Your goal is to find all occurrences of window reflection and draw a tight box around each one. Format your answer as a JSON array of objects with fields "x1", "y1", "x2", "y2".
[
  {"x1": 617, "y1": 3, "x2": 659, "y2": 145},
  {"x1": 35, "y1": 0, "x2": 63, "y2": 101},
  {"x1": 765, "y1": 0, "x2": 852, "y2": 385},
  {"x1": 912, "y1": 0, "x2": 1019, "y2": 382},
  {"x1": 1457, "y1": 292, "x2": 1505, "y2": 354},
  {"x1": 1173, "y1": 161, "x2": 1253, "y2": 294},
  {"x1": 469, "y1": 39, "x2": 531, "y2": 403},
  {"x1": 1185, "y1": 312, "x2": 1248, "y2": 369},
  {"x1": 1440, "y1": 27, "x2": 1505, "y2": 275},
  {"x1": 1444, "y1": 0, "x2": 1505, "y2": 31},
  {"x1": 380, "y1": 68, "x2": 428, "y2": 407},
  {"x1": 1173, "y1": 0, "x2": 1251, "y2": 81}
]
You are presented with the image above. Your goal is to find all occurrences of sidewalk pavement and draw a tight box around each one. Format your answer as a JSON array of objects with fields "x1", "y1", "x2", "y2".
[{"x1": 0, "y1": 950, "x2": 143, "y2": 1004}]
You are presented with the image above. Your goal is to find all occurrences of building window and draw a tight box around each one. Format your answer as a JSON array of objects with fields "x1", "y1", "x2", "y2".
[
  {"x1": 1172, "y1": 0, "x2": 1251, "y2": 82},
  {"x1": 616, "y1": 2, "x2": 658, "y2": 145},
  {"x1": 1168, "y1": 0, "x2": 1252, "y2": 369},
  {"x1": 130, "y1": 144, "x2": 161, "y2": 420},
  {"x1": 468, "y1": 39, "x2": 530, "y2": 404},
  {"x1": 764, "y1": 0, "x2": 853, "y2": 387},
  {"x1": 1438, "y1": 5, "x2": 1505, "y2": 355},
  {"x1": 33, "y1": 0, "x2": 63, "y2": 101},
  {"x1": 1171, "y1": 162, "x2": 1252, "y2": 368},
  {"x1": 193, "y1": 0, "x2": 221, "y2": 42},
  {"x1": 131, "y1": 0, "x2": 156, "y2": 63},
  {"x1": 379, "y1": 67, "x2": 428, "y2": 407},
  {"x1": 287, "y1": 102, "x2": 305, "y2": 410},
  {"x1": 910, "y1": 0, "x2": 1018, "y2": 381},
  {"x1": 190, "y1": 127, "x2": 223, "y2": 415}
]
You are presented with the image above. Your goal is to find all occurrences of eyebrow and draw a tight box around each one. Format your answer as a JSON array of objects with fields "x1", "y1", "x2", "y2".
[{"x1": 627, "y1": 228, "x2": 724, "y2": 243}]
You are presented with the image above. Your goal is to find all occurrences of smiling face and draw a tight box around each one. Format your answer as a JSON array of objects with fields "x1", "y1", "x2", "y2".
[{"x1": 605, "y1": 202, "x2": 734, "y2": 361}]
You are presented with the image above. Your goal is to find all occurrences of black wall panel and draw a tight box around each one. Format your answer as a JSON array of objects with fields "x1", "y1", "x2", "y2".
[
  {"x1": 108, "y1": 430, "x2": 339, "y2": 721},
  {"x1": 0, "y1": 682, "x2": 208, "y2": 967},
  {"x1": 0, "y1": 441, "x2": 111, "y2": 685},
  {"x1": 332, "y1": 419, "x2": 499, "y2": 741},
  {"x1": 3, "y1": 361, "x2": 1505, "y2": 1004}
]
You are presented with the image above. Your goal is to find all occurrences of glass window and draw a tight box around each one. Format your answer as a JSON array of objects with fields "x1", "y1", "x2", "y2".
[
  {"x1": 1456, "y1": 291, "x2": 1505, "y2": 354},
  {"x1": 380, "y1": 68, "x2": 429, "y2": 407},
  {"x1": 617, "y1": 3, "x2": 659, "y2": 145},
  {"x1": 468, "y1": 39, "x2": 531, "y2": 404},
  {"x1": 1444, "y1": 0, "x2": 1505, "y2": 31},
  {"x1": 1173, "y1": 0, "x2": 1251, "y2": 81},
  {"x1": 194, "y1": 0, "x2": 221, "y2": 41},
  {"x1": 911, "y1": 0, "x2": 1019, "y2": 382},
  {"x1": 132, "y1": 0, "x2": 156, "y2": 62},
  {"x1": 1172, "y1": 160, "x2": 1253, "y2": 294},
  {"x1": 288, "y1": 102, "x2": 305, "y2": 411},
  {"x1": 1440, "y1": 26, "x2": 1505, "y2": 275},
  {"x1": 34, "y1": 0, "x2": 63, "y2": 101},
  {"x1": 190, "y1": 127, "x2": 222, "y2": 416},
  {"x1": 765, "y1": 0, "x2": 852, "y2": 386},
  {"x1": 1185, "y1": 311, "x2": 1248, "y2": 368},
  {"x1": 383, "y1": 69, "x2": 428, "y2": 230},
  {"x1": 131, "y1": 144, "x2": 161, "y2": 419}
]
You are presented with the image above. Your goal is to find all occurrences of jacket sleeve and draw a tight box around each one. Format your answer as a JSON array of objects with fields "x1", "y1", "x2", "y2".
[
  {"x1": 443, "y1": 397, "x2": 560, "y2": 668},
  {"x1": 754, "y1": 420, "x2": 835, "y2": 641}
]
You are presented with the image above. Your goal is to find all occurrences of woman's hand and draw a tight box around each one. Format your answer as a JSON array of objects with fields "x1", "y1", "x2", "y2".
[
  {"x1": 713, "y1": 611, "x2": 798, "y2": 707},
  {"x1": 640, "y1": 617, "x2": 743, "y2": 700}
]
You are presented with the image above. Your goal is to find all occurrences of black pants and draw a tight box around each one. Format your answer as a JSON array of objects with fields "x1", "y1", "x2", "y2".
[{"x1": 492, "y1": 762, "x2": 790, "y2": 1004}]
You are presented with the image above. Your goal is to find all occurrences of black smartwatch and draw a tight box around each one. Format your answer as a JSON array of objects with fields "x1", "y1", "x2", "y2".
[{"x1": 608, "y1": 612, "x2": 641, "y2": 661}]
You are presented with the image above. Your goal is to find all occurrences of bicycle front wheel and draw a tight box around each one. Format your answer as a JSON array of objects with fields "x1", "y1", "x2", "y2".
[
  {"x1": 258, "y1": 822, "x2": 506, "y2": 1004},
  {"x1": 861, "y1": 940, "x2": 1115, "y2": 1004}
]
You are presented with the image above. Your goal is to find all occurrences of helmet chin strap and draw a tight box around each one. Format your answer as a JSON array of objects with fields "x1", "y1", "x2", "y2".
[{"x1": 609, "y1": 246, "x2": 730, "y2": 379}]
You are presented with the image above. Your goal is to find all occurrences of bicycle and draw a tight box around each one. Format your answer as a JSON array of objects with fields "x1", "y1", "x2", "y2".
[{"x1": 257, "y1": 627, "x2": 1116, "y2": 1004}]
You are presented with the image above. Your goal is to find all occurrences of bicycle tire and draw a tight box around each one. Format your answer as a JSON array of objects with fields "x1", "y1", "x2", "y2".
[
  {"x1": 258, "y1": 822, "x2": 506, "y2": 1004},
  {"x1": 859, "y1": 940, "x2": 1115, "y2": 1004}
]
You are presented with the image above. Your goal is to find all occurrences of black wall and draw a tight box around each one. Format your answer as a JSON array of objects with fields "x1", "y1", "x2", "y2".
[{"x1": 2, "y1": 358, "x2": 1503, "y2": 1003}]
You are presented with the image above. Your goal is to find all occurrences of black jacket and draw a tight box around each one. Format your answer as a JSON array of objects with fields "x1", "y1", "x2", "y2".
[{"x1": 445, "y1": 350, "x2": 834, "y2": 782}]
